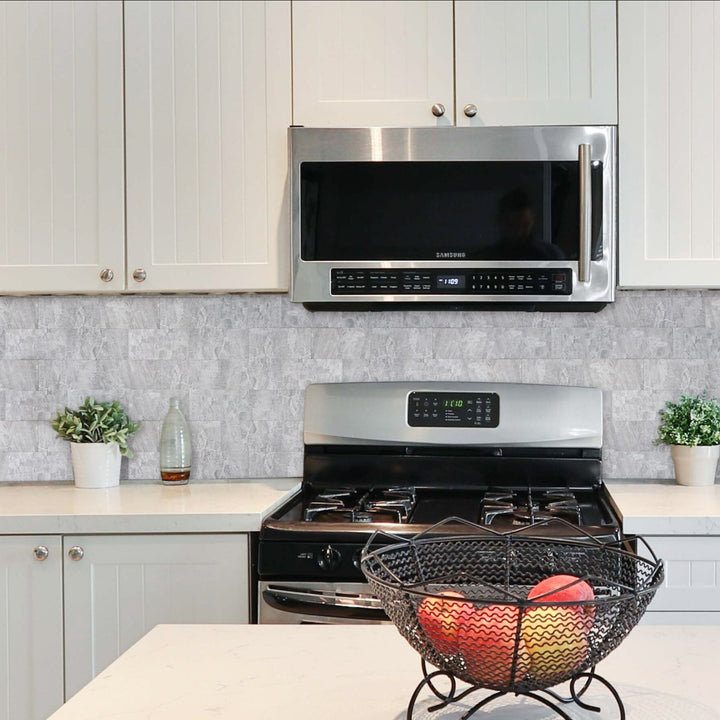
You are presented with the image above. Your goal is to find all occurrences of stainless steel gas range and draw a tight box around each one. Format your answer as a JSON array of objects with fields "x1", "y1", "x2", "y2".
[{"x1": 258, "y1": 382, "x2": 621, "y2": 624}]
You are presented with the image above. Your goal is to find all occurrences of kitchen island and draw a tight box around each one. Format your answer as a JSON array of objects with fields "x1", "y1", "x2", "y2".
[{"x1": 47, "y1": 624, "x2": 719, "y2": 719}]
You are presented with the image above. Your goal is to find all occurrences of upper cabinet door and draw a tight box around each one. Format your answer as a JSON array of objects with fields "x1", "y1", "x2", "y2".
[
  {"x1": 619, "y1": 1, "x2": 720, "y2": 288},
  {"x1": 292, "y1": 1, "x2": 454, "y2": 127},
  {"x1": 455, "y1": 1, "x2": 617, "y2": 126},
  {"x1": 0, "y1": 1, "x2": 124, "y2": 293},
  {"x1": 124, "y1": 1, "x2": 291, "y2": 292}
]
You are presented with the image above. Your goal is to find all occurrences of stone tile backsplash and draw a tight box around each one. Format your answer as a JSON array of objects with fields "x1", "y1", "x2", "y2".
[{"x1": 0, "y1": 290, "x2": 717, "y2": 482}]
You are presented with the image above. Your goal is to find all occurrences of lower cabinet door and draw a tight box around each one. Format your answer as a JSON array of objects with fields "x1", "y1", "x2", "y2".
[
  {"x1": 63, "y1": 533, "x2": 249, "y2": 699},
  {"x1": 0, "y1": 536, "x2": 63, "y2": 720}
]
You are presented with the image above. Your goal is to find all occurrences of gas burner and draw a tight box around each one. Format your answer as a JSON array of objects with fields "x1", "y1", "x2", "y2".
[
  {"x1": 484, "y1": 490, "x2": 516, "y2": 503},
  {"x1": 310, "y1": 507, "x2": 403, "y2": 524},
  {"x1": 481, "y1": 501, "x2": 516, "y2": 524}
]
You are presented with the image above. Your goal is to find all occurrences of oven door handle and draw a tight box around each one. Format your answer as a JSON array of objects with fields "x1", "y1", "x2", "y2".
[
  {"x1": 262, "y1": 587, "x2": 387, "y2": 620},
  {"x1": 578, "y1": 142, "x2": 592, "y2": 283}
]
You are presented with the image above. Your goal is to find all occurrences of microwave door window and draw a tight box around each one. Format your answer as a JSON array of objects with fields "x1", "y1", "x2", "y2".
[{"x1": 300, "y1": 161, "x2": 602, "y2": 264}]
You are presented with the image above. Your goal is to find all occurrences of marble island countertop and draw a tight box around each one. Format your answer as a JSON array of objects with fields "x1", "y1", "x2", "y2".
[
  {"x1": 47, "y1": 623, "x2": 720, "y2": 720},
  {"x1": 0, "y1": 478, "x2": 300, "y2": 533}
]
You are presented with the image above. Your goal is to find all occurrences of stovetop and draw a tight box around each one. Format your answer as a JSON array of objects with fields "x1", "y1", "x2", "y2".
[{"x1": 262, "y1": 482, "x2": 619, "y2": 540}]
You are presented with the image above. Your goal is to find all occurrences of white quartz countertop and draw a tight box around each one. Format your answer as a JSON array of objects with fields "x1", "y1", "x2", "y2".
[
  {"x1": 606, "y1": 481, "x2": 720, "y2": 535},
  {"x1": 0, "y1": 479, "x2": 300, "y2": 534},
  {"x1": 47, "y1": 623, "x2": 720, "y2": 720}
]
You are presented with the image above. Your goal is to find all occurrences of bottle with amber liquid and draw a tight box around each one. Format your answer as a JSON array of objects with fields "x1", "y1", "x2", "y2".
[{"x1": 160, "y1": 398, "x2": 191, "y2": 485}]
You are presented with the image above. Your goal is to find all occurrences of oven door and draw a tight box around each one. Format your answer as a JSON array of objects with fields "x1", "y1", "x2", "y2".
[
  {"x1": 259, "y1": 581, "x2": 388, "y2": 625},
  {"x1": 290, "y1": 125, "x2": 615, "y2": 307}
]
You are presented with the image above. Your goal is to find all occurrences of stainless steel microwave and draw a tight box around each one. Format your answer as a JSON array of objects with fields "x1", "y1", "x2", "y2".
[{"x1": 290, "y1": 126, "x2": 616, "y2": 311}]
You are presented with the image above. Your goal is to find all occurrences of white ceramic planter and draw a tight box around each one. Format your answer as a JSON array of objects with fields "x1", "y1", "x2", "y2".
[
  {"x1": 70, "y1": 442, "x2": 121, "y2": 489},
  {"x1": 670, "y1": 445, "x2": 720, "y2": 487}
]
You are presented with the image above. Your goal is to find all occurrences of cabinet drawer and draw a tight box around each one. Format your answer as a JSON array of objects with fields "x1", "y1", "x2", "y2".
[{"x1": 645, "y1": 536, "x2": 720, "y2": 612}]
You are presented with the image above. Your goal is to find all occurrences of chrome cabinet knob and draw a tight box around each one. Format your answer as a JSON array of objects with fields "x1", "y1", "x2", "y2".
[
  {"x1": 431, "y1": 103, "x2": 446, "y2": 117},
  {"x1": 100, "y1": 268, "x2": 114, "y2": 282},
  {"x1": 68, "y1": 546, "x2": 84, "y2": 561},
  {"x1": 34, "y1": 546, "x2": 49, "y2": 561},
  {"x1": 132, "y1": 268, "x2": 147, "y2": 282},
  {"x1": 463, "y1": 104, "x2": 478, "y2": 118}
]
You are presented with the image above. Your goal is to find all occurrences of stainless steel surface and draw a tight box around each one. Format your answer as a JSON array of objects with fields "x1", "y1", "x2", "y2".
[
  {"x1": 33, "y1": 545, "x2": 49, "y2": 561},
  {"x1": 68, "y1": 546, "x2": 84, "y2": 561},
  {"x1": 99, "y1": 269, "x2": 114, "y2": 282},
  {"x1": 463, "y1": 103, "x2": 478, "y2": 117},
  {"x1": 132, "y1": 268, "x2": 147, "y2": 282},
  {"x1": 431, "y1": 103, "x2": 446, "y2": 117},
  {"x1": 259, "y1": 581, "x2": 388, "y2": 624},
  {"x1": 578, "y1": 143, "x2": 592, "y2": 283},
  {"x1": 303, "y1": 382, "x2": 602, "y2": 448},
  {"x1": 289, "y1": 125, "x2": 616, "y2": 305}
]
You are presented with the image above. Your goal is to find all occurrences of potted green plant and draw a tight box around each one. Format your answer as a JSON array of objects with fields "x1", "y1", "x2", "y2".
[
  {"x1": 655, "y1": 392, "x2": 720, "y2": 486},
  {"x1": 51, "y1": 397, "x2": 140, "y2": 489}
]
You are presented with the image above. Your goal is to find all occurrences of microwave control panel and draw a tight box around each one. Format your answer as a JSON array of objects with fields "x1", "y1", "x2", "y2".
[
  {"x1": 407, "y1": 392, "x2": 500, "y2": 428},
  {"x1": 331, "y1": 269, "x2": 572, "y2": 296}
]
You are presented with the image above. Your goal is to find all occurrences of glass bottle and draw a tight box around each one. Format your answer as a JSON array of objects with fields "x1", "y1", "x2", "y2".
[{"x1": 160, "y1": 398, "x2": 191, "y2": 485}]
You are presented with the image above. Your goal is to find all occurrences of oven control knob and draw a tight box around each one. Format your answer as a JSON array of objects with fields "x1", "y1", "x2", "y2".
[{"x1": 317, "y1": 545, "x2": 341, "y2": 571}]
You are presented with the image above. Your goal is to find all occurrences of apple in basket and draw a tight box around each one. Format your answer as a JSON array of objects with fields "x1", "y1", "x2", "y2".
[
  {"x1": 527, "y1": 574, "x2": 596, "y2": 629},
  {"x1": 417, "y1": 591, "x2": 473, "y2": 654},
  {"x1": 522, "y1": 574, "x2": 594, "y2": 683},
  {"x1": 457, "y1": 604, "x2": 531, "y2": 687},
  {"x1": 521, "y1": 605, "x2": 589, "y2": 684}
]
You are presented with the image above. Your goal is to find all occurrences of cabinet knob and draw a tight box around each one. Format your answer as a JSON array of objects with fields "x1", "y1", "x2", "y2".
[
  {"x1": 431, "y1": 103, "x2": 446, "y2": 117},
  {"x1": 100, "y1": 268, "x2": 114, "y2": 282},
  {"x1": 463, "y1": 104, "x2": 478, "y2": 118},
  {"x1": 68, "y1": 546, "x2": 84, "y2": 561},
  {"x1": 34, "y1": 545, "x2": 49, "y2": 561},
  {"x1": 133, "y1": 268, "x2": 147, "y2": 282}
]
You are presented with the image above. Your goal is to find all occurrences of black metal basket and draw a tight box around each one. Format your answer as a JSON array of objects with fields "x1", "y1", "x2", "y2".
[{"x1": 361, "y1": 518, "x2": 664, "y2": 694}]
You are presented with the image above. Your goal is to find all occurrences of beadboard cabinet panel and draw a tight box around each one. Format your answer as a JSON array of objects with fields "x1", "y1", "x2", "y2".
[
  {"x1": 124, "y1": 0, "x2": 291, "y2": 292},
  {"x1": 0, "y1": 0, "x2": 124, "y2": 293},
  {"x1": 0, "y1": 536, "x2": 63, "y2": 720},
  {"x1": 455, "y1": 0, "x2": 617, "y2": 126},
  {"x1": 292, "y1": 1, "x2": 454, "y2": 127},
  {"x1": 619, "y1": 0, "x2": 720, "y2": 287},
  {"x1": 63, "y1": 534, "x2": 249, "y2": 700}
]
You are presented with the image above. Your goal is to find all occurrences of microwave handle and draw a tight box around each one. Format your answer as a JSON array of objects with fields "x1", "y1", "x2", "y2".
[{"x1": 578, "y1": 143, "x2": 592, "y2": 283}]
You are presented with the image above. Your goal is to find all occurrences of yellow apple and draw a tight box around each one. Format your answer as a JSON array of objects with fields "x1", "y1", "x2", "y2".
[{"x1": 522, "y1": 605, "x2": 589, "y2": 685}]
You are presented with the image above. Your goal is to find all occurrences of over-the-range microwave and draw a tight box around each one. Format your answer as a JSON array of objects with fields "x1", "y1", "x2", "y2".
[{"x1": 290, "y1": 126, "x2": 616, "y2": 311}]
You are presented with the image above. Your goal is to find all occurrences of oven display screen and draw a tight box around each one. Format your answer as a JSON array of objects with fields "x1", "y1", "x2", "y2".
[
  {"x1": 408, "y1": 392, "x2": 500, "y2": 428},
  {"x1": 436, "y1": 275, "x2": 466, "y2": 290}
]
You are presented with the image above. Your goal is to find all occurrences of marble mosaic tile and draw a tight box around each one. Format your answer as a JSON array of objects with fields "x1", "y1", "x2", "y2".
[{"x1": 0, "y1": 290, "x2": 718, "y2": 481}]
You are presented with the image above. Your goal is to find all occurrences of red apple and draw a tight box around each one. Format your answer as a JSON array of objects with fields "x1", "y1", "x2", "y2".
[
  {"x1": 457, "y1": 604, "x2": 530, "y2": 688},
  {"x1": 527, "y1": 574, "x2": 595, "y2": 629},
  {"x1": 522, "y1": 605, "x2": 589, "y2": 685},
  {"x1": 417, "y1": 590, "x2": 472, "y2": 654}
]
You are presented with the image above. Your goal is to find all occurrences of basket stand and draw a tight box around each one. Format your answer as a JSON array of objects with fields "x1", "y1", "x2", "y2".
[{"x1": 407, "y1": 659, "x2": 625, "y2": 720}]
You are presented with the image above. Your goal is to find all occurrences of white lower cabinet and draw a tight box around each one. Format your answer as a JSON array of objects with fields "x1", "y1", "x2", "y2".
[
  {"x1": 0, "y1": 536, "x2": 64, "y2": 720},
  {"x1": 63, "y1": 533, "x2": 250, "y2": 699},
  {"x1": 642, "y1": 536, "x2": 720, "y2": 624}
]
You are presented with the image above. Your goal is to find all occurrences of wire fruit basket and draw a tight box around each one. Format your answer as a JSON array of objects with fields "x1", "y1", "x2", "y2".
[{"x1": 361, "y1": 518, "x2": 663, "y2": 718}]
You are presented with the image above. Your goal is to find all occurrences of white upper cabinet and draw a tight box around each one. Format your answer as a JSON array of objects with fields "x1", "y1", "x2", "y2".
[
  {"x1": 619, "y1": 1, "x2": 720, "y2": 288},
  {"x1": 292, "y1": 1, "x2": 454, "y2": 127},
  {"x1": 291, "y1": 0, "x2": 616, "y2": 129},
  {"x1": 455, "y1": 1, "x2": 617, "y2": 126},
  {"x1": 124, "y1": 1, "x2": 291, "y2": 292},
  {"x1": 0, "y1": 1, "x2": 124, "y2": 293}
]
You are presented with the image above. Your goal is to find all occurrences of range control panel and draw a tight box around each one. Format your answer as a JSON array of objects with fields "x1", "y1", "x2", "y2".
[
  {"x1": 408, "y1": 392, "x2": 500, "y2": 428},
  {"x1": 331, "y1": 269, "x2": 572, "y2": 296}
]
